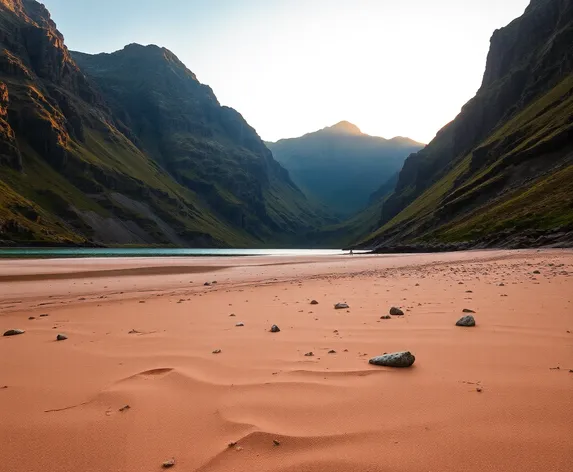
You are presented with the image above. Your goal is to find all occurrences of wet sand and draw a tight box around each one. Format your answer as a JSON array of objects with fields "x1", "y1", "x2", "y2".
[{"x1": 1, "y1": 249, "x2": 572, "y2": 471}]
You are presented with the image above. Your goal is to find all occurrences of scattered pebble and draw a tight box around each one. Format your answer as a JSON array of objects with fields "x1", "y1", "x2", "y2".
[
  {"x1": 273, "y1": 439, "x2": 280, "y2": 446},
  {"x1": 39, "y1": 314, "x2": 49, "y2": 317},
  {"x1": 456, "y1": 315, "x2": 476, "y2": 327},
  {"x1": 235, "y1": 322, "x2": 245, "y2": 327},
  {"x1": 328, "y1": 349, "x2": 336, "y2": 354},
  {"x1": 3, "y1": 329, "x2": 25, "y2": 337},
  {"x1": 380, "y1": 315, "x2": 391, "y2": 319},
  {"x1": 369, "y1": 351, "x2": 415, "y2": 368},
  {"x1": 476, "y1": 387, "x2": 483, "y2": 393},
  {"x1": 228, "y1": 441, "x2": 237, "y2": 448},
  {"x1": 389, "y1": 307, "x2": 404, "y2": 316},
  {"x1": 304, "y1": 351, "x2": 314, "y2": 357},
  {"x1": 334, "y1": 303, "x2": 349, "y2": 309},
  {"x1": 212, "y1": 349, "x2": 222, "y2": 354},
  {"x1": 56, "y1": 334, "x2": 68, "y2": 341},
  {"x1": 204, "y1": 282, "x2": 211, "y2": 286},
  {"x1": 462, "y1": 308, "x2": 476, "y2": 313},
  {"x1": 162, "y1": 458, "x2": 176, "y2": 468},
  {"x1": 28, "y1": 316, "x2": 35, "y2": 320},
  {"x1": 119, "y1": 404, "x2": 130, "y2": 412},
  {"x1": 310, "y1": 300, "x2": 319, "y2": 305},
  {"x1": 270, "y1": 324, "x2": 280, "y2": 333}
]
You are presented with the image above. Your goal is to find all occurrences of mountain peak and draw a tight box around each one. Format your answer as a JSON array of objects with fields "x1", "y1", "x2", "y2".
[{"x1": 324, "y1": 121, "x2": 363, "y2": 135}]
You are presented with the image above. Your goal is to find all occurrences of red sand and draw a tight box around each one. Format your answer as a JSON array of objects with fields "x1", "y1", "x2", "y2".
[{"x1": 1, "y1": 249, "x2": 572, "y2": 471}]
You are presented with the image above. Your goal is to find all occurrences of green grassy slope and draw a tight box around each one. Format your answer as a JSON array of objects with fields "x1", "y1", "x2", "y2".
[{"x1": 359, "y1": 0, "x2": 573, "y2": 249}]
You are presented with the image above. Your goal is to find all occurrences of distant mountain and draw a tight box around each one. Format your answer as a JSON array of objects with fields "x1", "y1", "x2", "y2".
[
  {"x1": 0, "y1": 0, "x2": 329, "y2": 246},
  {"x1": 360, "y1": 0, "x2": 573, "y2": 250},
  {"x1": 266, "y1": 122, "x2": 423, "y2": 217}
]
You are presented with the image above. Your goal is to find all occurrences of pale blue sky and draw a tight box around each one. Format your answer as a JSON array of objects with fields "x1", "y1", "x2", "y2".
[{"x1": 42, "y1": 0, "x2": 530, "y2": 143}]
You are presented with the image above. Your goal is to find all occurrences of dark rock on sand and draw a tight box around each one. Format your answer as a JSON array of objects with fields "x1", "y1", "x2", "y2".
[
  {"x1": 369, "y1": 351, "x2": 415, "y2": 367},
  {"x1": 270, "y1": 324, "x2": 280, "y2": 333},
  {"x1": 456, "y1": 315, "x2": 476, "y2": 327},
  {"x1": 3, "y1": 329, "x2": 25, "y2": 336},
  {"x1": 56, "y1": 334, "x2": 68, "y2": 341},
  {"x1": 334, "y1": 303, "x2": 349, "y2": 309},
  {"x1": 462, "y1": 308, "x2": 476, "y2": 313},
  {"x1": 389, "y1": 307, "x2": 404, "y2": 316},
  {"x1": 310, "y1": 300, "x2": 319, "y2": 305}
]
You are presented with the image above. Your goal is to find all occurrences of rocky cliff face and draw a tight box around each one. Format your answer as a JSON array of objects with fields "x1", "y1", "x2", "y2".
[
  {"x1": 267, "y1": 122, "x2": 422, "y2": 216},
  {"x1": 0, "y1": 0, "x2": 326, "y2": 246},
  {"x1": 362, "y1": 0, "x2": 573, "y2": 249}
]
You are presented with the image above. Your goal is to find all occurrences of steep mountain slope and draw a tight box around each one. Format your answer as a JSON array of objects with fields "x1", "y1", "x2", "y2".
[
  {"x1": 360, "y1": 0, "x2": 573, "y2": 250},
  {"x1": 0, "y1": 0, "x2": 327, "y2": 246},
  {"x1": 266, "y1": 121, "x2": 423, "y2": 216}
]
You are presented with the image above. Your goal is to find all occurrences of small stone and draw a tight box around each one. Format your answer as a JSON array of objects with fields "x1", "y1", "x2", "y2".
[
  {"x1": 28, "y1": 316, "x2": 35, "y2": 320},
  {"x1": 270, "y1": 324, "x2": 280, "y2": 333},
  {"x1": 310, "y1": 300, "x2": 319, "y2": 305},
  {"x1": 380, "y1": 315, "x2": 391, "y2": 319},
  {"x1": 273, "y1": 439, "x2": 280, "y2": 446},
  {"x1": 204, "y1": 282, "x2": 211, "y2": 286},
  {"x1": 369, "y1": 351, "x2": 415, "y2": 368},
  {"x1": 533, "y1": 270, "x2": 540, "y2": 274},
  {"x1": 462, "y1": 308, "x2": 476, "y2": 313},
  {"x1": 389, "y1": 307, "x2": 404, "y2": 316},
  {"x1": 465, "y1": 290, "x2": 473, "y2": 293},
  {"x1": 39, "y1": 313, "x2": 49, "y2": 317},
  {"x1": 498, "y1": 283, "x2": 505, "y2": 287},
  {"x1": 476, "y1": 387, "x2": 483, "y2": 393},
  {"x1": 212, "y1": 349, "x2": 222, "y2": 354},
  {"x1": 119, "y1": 404, "x2": 130, "y2": 412},
  {"x1": 235, "y1": 322, "x2": 245, "y2": 327},
  {"x1": 304, "y1": 351, "x2": 314, "y2": 357},
  {"x1": 228, "y1": 441, "x2": 237, "y2": 448},
  {"x1": 229, "y1": 313, "x2": 236, "y2": 317},
  {"x1": 162, "y1": 458, "x2": 176, "y2": 468},
  {"x1": 328, "y1": 350, "x2": 336, "y2": 354},
  {"x1": 334, "y1": 303, "x2": 349, "y2": 309},
  {"x1": 3, "y1": 329, "x2": 25, "y2": 337},
  {"x1": 56, "y1": 334, "x2": 68, "y2": 341},
  {"x1": 212, "y1": 281, "x2": 218, "y2": 284},
  {"x1": 456, "y1": 315, "x2": 476, "y2": 327}
]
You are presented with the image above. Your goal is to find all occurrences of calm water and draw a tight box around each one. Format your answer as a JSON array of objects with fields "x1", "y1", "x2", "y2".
[{"x1": 0, "y1": 248, "x2": 352, "y2": 258}]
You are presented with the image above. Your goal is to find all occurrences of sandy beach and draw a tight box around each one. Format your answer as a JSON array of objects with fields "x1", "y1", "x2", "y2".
[{"x1": 0, "y1": 249, "x2": 572, "y2": 472}]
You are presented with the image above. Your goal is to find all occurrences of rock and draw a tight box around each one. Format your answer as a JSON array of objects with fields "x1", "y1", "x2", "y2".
[
  {"x1": 212, "y1": 349, "x2": 222, "y2": 354},
  {"x1": 228, "y1": 441, "x2": 237, "y2": 448},
  {"x1": 273, "y1": 439, "x2": 280, "y2": 446},
  {"x1": 476, "y1": 386, "x2": 483, "y2": 393},
  {"x1": 39, "y1": 314, "x2": 49, "y2": 317},
  {"x1": 304, "y1": 351, "x2": 314, "y2": 357},
  {"x1": 462, "y1": 308, "x2": 476, "y2": 313},
  {"x1": 56, "y1": 334, "x2": 68, "y2": 341},
  {"x1": 119, "y1": 404, "x2": 130, "y2": 412},
  {"x1": 380, "y1": 315, "x2": 391, "y2": 319},
  {"x1": 28, "y1": 316, "x2": 35, "y2": 320},
  {"x1": 533, "y1": 270, "x2": 540, "y2": 274},
  {"x1": 456, "y1": 315, "x2": 476, "y2": 327},
  {"x1": 334, "y1": 303, "x2": 349, "y2": 309},
  {"x1": 204, "y1": 282, "x2": 211, "y2": 286},
  {"x1": 389, "y1": 307, "x2": 404, "y2": 316},
  {"x1": 270, "y1": 324, "x2": 280, "y2": 333},
  {"x1": 310, "y1": 300, "x2": 319, "y2": 305},
  {"x1": 235, "y1": 322, "x2": 245, "y2": 327},
  {"x1": 369, "y1": 351, "x2": 415, "y2": 368},
  {"x1": 162, "y1": 458, "x2": 176, "y2": 468},
  {"x1": 328, "y1": 349, "x2": 336, "y2": 354},
  {"x1": 3, "y1": 329, "x2": 25, "y2": 337}
]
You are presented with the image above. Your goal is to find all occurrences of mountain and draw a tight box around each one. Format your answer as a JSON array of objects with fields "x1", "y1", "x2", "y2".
[
  {"x1": 0, "y1": 0, "x2": 328, "y2": 246},
  {"x1": 266, "y1": 122, "x2": 423, "y2": 217},
  {"x1": 360, "y1": 0, "x2": 573, "y2": 250}
]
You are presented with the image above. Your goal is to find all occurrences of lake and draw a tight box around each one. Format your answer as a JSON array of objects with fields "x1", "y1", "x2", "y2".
[{"x1": 0, "y1": 248, "x2": 356, "y2": 258}]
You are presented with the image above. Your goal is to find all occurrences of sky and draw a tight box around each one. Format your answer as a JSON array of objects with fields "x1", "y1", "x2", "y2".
[{"x1": 41, "y1": 0, "x2": 530, "y2": 144}]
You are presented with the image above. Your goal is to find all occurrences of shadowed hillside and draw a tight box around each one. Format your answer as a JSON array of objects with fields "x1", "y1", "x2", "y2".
[
  {"x1": 360, "y1": 0, "x2": 573, "y2": 250},
  {"x1": 0, "y1": 0, "x2": 330, "y2": 246},
  {"x1": 266, "y1": 121, "x2": 422, "y2": 216}
]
